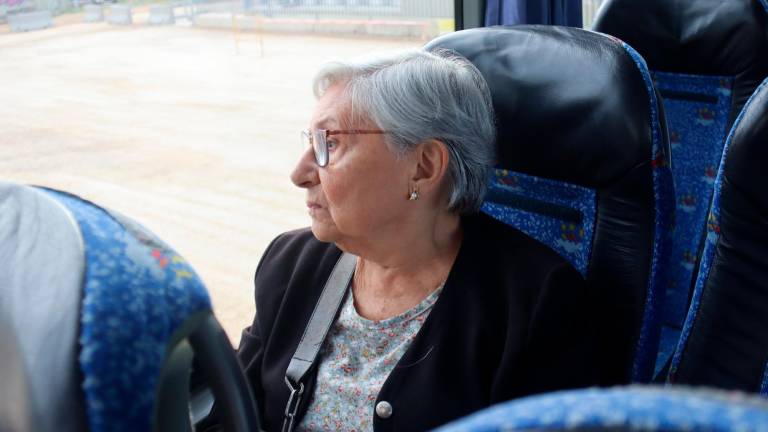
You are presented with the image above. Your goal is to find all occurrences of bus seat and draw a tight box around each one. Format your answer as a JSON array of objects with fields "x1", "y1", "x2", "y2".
[
  {"x1": 425, "y1": 26, "x2": 674, "y2": 384},
  {"x1": 593, "y1": 0, "x2": 768, "y2": 380},
  {"x1": 432, "y1": 386, "x2": 768, "y2": 431},
  {"x1": 668, "y1": 79, "x2": 768, "y2": 392},
  {"x1": 0, "y1": 182, "x2": 260, "y2": 432}
]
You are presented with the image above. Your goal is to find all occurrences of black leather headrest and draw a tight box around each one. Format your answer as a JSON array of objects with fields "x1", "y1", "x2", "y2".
[
  {"x1": 593, "y1": 0, "x2": 768, "y2": 123},
  {"x1": 425, "y1": 26, "x2": 654, "y2": 187},
  {"x1": 671, "y1": 80, "x2": 768, "y2": 390},
  {"x1": 593, "y1": 0, "x2": 768, "y2": 75}
]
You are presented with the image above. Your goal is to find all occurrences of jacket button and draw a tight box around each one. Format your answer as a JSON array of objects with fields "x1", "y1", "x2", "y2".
[{"x1": 375, "y1": 401, "x2": 393, "y2": 419}]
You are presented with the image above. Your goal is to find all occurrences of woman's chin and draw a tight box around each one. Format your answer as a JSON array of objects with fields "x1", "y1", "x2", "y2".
[{"x1": 309, "y1": 222, "x2": 339, "y2": 243}]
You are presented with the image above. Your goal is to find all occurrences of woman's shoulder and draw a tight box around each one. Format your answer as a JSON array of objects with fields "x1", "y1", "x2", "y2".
[
  {"x1": 454, "y1": 213, "x2": 586, "y2": 327},
  {"x1": 256, "y1": 227, "x2": 341, "y2": 278},
  {"x1": 253, "y1": 228, "x2": 343, "y2": 304},
  {"x1": 259, "y1": 228, "x2": 339, "y2": 267},
  {"x1": 265, "y1": 226, "x2": 324, "y2": 251},
  {"x1": 457, "y1": 212, "x2": 584, "y2": 308},
  {"x1": 463, "y1": 212, "x2": 575, "y2": 271}
]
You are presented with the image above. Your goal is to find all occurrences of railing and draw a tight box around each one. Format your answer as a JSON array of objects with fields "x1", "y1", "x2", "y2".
[
  {"x1": 3, "y1": 0, "x2": 603, "y2": 36},
  {"x1": 1, "y1": 0, "x2": 31, "y2": 20},
  {"x1": 1, "y1": 0, "x2": 70, "y2": 22},
  {"x1": 183, "y1": 0, "x2": 453, "y2": 40},
  {"x1": 187, "y1": 0, "x2": 451, "y2": 19}
]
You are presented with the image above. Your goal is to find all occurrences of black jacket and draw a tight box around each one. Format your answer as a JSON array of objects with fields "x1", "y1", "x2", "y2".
[{"x1": 208, "y1": 212, "x2": 598, "y2": 431}]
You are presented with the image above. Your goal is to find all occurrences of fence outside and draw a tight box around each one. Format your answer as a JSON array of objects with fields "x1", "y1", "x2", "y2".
[
  {"x1": 1, "y1": 0, "x2": 69, "y2": 22},
  {"x1": 2, "y1": 0, "x2": 452, "y2": 39},
  {"x1": 187, "y1": 0, "x2": 453, "y2": 40},
  {"x1": 2, "y1": 0, "x2": 33, "y2": 19},
  {"x1": 0, "y1": 0, "x2": 604, "y2": 38},
  {"x1": 241, "y1": 0, "x2": 453, "y2": 18}
]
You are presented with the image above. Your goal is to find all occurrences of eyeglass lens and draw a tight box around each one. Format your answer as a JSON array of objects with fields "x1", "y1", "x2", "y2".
[
  {"x1": 313, "y1": 130, "x2": 328, "y2": 167},
  {"x1": 301, "y1": 130, "x2": 328, "y2": 167}
]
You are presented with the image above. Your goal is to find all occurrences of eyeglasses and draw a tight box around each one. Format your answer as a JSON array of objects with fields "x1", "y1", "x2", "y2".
[{"x1": 301, "y1": 129, "x2": 386, "y2": 167}]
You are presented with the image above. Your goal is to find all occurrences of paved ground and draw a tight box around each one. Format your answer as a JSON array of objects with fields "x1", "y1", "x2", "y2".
[{"x1": 0, "y1": 18, "x2": 419, "y2": 344}]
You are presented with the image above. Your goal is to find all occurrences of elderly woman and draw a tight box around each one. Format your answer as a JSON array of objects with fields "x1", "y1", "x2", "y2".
[{"x1": 206, "y1": 49, "x2": 596, "y2": 432}]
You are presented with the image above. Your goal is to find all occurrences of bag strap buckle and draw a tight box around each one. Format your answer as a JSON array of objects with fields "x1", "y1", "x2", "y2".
[
  {"x1": 281, "y1": 252, "x2": 355, "y2": 432},
  {"x1": 281, "y1": 377, "x2": 305, "y2": 432}
]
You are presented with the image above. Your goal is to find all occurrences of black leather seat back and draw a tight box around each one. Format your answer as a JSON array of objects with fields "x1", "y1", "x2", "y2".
[
  {"x1": 426, "y1": 26, "x2": 674, "y2": 383},
  {"x1": 593, "y1": 0, "x2": 768, "y2": 126}
]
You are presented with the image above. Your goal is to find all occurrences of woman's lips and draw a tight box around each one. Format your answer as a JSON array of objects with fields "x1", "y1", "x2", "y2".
[{"x1": 307, "y1": 201, "x2": 322, "y2": 216}]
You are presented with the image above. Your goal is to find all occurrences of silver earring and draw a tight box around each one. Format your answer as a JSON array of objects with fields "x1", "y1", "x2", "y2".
[{"x1": 409, "y1": 189, "x2": 419, "y2": 201}]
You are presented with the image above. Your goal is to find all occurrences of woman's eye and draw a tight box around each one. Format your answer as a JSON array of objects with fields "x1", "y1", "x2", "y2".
[{"x1": 327, "y1": 139, "x2": 339, "y2": 151}]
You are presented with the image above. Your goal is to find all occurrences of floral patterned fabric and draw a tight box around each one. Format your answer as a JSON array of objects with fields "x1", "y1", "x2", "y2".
[{"x1": 297, "y1": 284, "x2": 443, "y2": 432}]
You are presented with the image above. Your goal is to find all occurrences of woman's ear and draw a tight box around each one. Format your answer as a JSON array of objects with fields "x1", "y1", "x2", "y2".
[{"x1": 412, "y1": 139, "x2": 450, "y2": 193}]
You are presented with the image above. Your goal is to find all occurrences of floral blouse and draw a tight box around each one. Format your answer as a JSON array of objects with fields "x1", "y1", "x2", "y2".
[{"x1": 296, "y1": 284, "x2": 444, "y2": 432}]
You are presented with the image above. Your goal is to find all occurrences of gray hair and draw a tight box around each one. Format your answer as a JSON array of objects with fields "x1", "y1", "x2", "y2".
[{"x1": 312, "y1": 48, "x2": 496, "y2": 214}]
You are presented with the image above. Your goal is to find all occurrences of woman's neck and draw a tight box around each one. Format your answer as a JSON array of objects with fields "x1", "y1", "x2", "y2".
[{"x1": 351, "y1": 211, "x2": 462, "y2": 321}]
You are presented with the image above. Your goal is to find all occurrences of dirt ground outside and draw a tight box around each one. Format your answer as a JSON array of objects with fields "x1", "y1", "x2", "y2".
[{"x1": 0, "y1": 19, "x2": 419, "y2": 344}]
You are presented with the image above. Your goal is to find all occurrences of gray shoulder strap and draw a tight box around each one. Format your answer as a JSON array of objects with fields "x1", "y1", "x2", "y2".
[{"x1": 282, "y1": 252, "x2": 356, "y2": 432}]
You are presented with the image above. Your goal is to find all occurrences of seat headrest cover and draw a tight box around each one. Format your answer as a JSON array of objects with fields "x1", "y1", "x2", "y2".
[
  {"x1": 425, "y1": 26, "x2": 653, "y2": 188},
  {"x1": 593, "y1": 0, "x2": 768, "y2": 129},
  {"x1": 434, "y1": 386, "x2": 768, "y2": 431},
  {"x1": 592, "y1": 0, "x2": 768, "y2": 76},
  {"x1": 41, "y1": 189, "x2": 212, "y2": 432}
]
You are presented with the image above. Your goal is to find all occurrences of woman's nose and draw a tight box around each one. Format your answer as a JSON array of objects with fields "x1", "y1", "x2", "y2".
[{"x1": 290, "y1": 147, "x2": 320, "y2": 189}]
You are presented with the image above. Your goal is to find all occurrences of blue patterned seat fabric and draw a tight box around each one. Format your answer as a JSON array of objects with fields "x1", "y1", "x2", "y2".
[
  {"x1": 652, "y1": 73, "x2": 733, "y2": 377},
  {"x1": 482, "y1": 170, "x2": 596, "y2": 276},
  {"x1": 433, "y1": 386, "x2": 768, "y2": 431},
  {"x1": 668, "y1": 78, "x2": 768, "y2": 394},
  {"x1": 41, "y1": 189, "x2": 212, "y2": 432}
]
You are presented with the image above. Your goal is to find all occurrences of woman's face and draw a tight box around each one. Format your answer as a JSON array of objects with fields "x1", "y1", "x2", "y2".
[{"x1": 290, "y1": 83, "x2": 413, "y2": 249}]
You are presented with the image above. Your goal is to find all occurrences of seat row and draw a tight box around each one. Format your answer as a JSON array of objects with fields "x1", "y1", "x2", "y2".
[
  {"x1": 431, "y1": 0, "x2": 768, "y2": 389},
  {"x1": 593, "y1": 0, "x2": 768, "y2": 386},
  {"x1": 434, "y1": 0, "x2": 768, "y2": 429}
]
